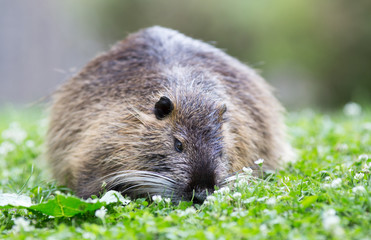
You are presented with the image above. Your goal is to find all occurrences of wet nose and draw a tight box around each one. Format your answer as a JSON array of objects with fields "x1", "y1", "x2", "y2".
[
  {"x1": 192, "y1": 188, "x2": 214, "y2": 204},
  {"x1": 187, "y1": 158, "x2": 217, "y2": 203}
]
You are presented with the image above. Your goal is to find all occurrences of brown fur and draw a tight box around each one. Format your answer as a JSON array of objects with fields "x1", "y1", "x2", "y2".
[{"x1": 46, "y1": 26, "x2": 292, "y2": 201}]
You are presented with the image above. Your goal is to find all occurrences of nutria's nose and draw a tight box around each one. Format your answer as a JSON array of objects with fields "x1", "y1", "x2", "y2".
[
  {"x1": 192, "y1": 188, "x2": 214, "y2": 204},
  {"x1": 187, "y1": 157, "x2": 217, "y2": 203}
]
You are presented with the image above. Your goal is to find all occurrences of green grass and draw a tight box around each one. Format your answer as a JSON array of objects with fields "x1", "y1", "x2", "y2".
[{"x1": 0, "y1": 106, "x2": 370, "y2": 239}]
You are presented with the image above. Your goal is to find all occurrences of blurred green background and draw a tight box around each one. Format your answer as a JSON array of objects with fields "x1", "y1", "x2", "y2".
[{"x1": 1, "y1": 0, "x2": 370, "y2": 110}]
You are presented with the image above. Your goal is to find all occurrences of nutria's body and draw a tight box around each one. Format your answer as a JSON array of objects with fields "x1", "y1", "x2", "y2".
[{"x1": 47, "y1": 26, "x2": 292, "y2": 202}]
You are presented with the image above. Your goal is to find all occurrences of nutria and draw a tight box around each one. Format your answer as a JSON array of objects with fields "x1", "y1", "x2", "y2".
[{"x1": 46, "y1": 26, "x2": 292, "y2": 203}]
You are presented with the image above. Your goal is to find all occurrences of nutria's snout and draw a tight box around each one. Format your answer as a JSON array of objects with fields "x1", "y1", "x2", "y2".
[
  {"x1": 190, "y1": 187, "x2": 215, "y2": 204},
  {"x1": 96, "y1": 169, "x2": 210, "y2": 203},
  {"x1": 184, "y1": 161, "x2": 218, "y2": 203},
  {"x1": 100, "y1": 166, "x2": 221, "y2": 204}
]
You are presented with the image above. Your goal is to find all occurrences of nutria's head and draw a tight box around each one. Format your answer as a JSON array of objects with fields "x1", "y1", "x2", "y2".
[{"x1": 76, "y1": 86, "x2": 230, "y2": 203}]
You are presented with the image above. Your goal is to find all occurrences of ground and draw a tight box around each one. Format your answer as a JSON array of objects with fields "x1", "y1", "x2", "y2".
[{"x1": 0, "y1": 105, "x2": 370, "y2": 239}]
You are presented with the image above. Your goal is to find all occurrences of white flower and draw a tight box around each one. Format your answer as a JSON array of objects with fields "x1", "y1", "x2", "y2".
[
  {"x1": 242, "y1": 196, "x2": 256, "y2": 204},
  {"x1": 232, "y1": 192, "x2": 242, "y2": 199},
  {"x1": 206, "y1": 195, "x2": 216, "y2": 202},
  {"x1": 254, "y1": 159, "x2": 264, "y2": 165},
  {"x1": 242, "y1": 167, "x2": 253, "y2": 175},
  {"x1": 100, "y1": 190, "x2": 130, "y2": 205},
  {"x1": 152, "y1": 195, "x2": 162, "y2": 203},
  {"x1": 85, "y1": 198, "x2": 98, "y2": 203},
  {"x1": 263, "y1": 209, "x2": 277, "y2": 216},
  {"x1": 215, "y1": 186, "x2": 230, "y2": 195},
  {"x1": 177, "y1": 207, "x2": 196, "y2": 216},
  {"x1": 95, "y1": 207, "x2": 107, "y2": 220},
  {"x1": 0, "y1": 141, "x2": 15, "y2": 156},
  {"x1": 225, "y1": 195, "x2": 232, "y2": 201},
  {"x1": 331, "y1": 178, "x2": 342, "y2": 188},
  {"x1": 164, "y1": 198, "x2": 171, "y2": 204},
  {"x1": 12, "y1": 217, "x2": 34, "y2": 233},
  {"x1": 234, "y1": 177, "x2": 249, "y2": 188},
  {"x1": 322, "y1": 209, "x2": 344, "y2": 236},
  {"x1": 322, "y1": 209, "x2": 340, "y2": 230},
  {"x1": 323, "y1": 178, "x2": 342, "y2": 189},
  {"x1": 362, "y1": 163, "x2": 371, "y2": 172},
  {"x1": 230, "y1": 208, "x2": 247, "y2": 218},
  {"x1": 25, "y1": 140, "x2": 35, "y2": 148},
  {"x1": 203, "y1": 195, "x2": 217, "y2": 205},
  {"x1": 2, "y1": 123, "x2": 27, "y2": 144},
  {"x1": 184, "y1": 207, "x2": 196, "y2": 215},
  {"x1": 266, "y1": 197, "x2": 276, "y2": 205},
  {"x1": 257, "y1": 196, "x2": 268, "y2": 202},
  {"x1": 352, "y1": 186, "x2": 366, "y2": 194},
  {"x1": 343, "y1": 102, "x2": 362, "y2": 116},
  {"x1": 336, "y1": 143, "x2": 348, "y2": 151},
  {"x1": 354, "y1": 173, "x2": 364, "y2": 180},
  {"x1": 0, "y1": 193, "x2": 33, "y2": 207},
  {"x1": 362, "y1": 122, "x2": 371, "y2": 131},
  {"x1": 82, "y1": 232, "x2": 96, "y2": 240},
  {"x1": 271, "y1": 216, "x2": 286, "y2": 225},
  {"x1": 259, "y1": 224, "x2": 268, "y2": 236},
  {"x1": 358, "y1": 154, "x2": 369, "y2": 161}
]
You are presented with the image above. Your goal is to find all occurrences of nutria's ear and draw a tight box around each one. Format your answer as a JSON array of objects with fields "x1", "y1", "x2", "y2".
[{"x1": 154, "y1": 96, "x2": 174, "y2": 120}]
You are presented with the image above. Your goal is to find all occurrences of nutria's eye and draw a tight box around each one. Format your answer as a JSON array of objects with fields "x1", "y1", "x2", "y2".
[{"x1": 174, "y1": 138, "x2": 183, "y2": 153}]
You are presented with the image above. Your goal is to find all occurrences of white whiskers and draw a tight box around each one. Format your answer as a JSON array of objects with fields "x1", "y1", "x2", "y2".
[{"x1": 99, "y1": 170, "x2": 180, "y2": 200}]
